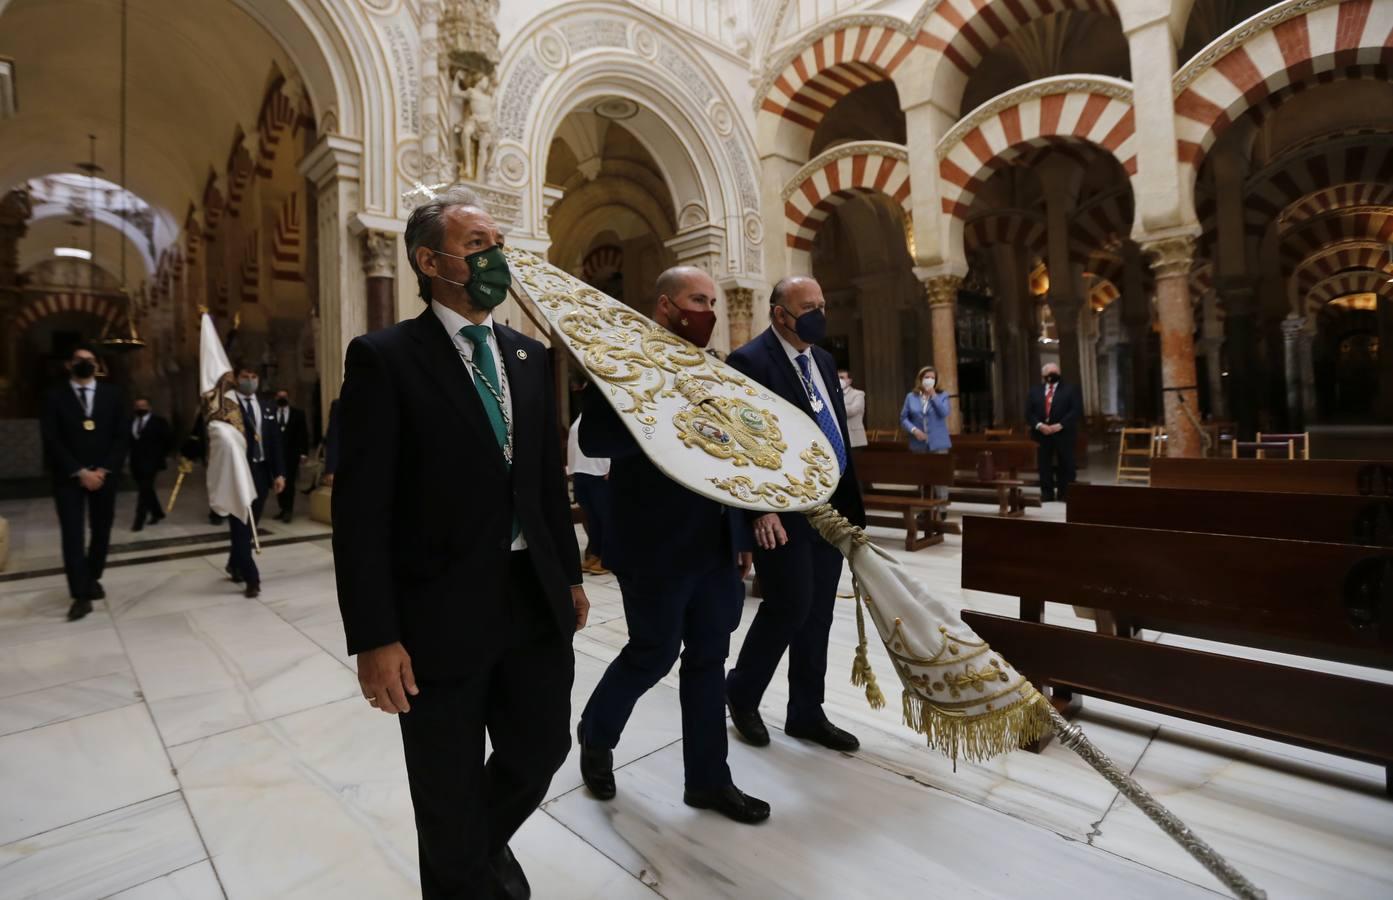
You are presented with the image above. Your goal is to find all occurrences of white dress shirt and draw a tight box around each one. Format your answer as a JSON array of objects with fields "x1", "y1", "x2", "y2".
[
  {"x1": 70, "y1": 379, "x2": 96, "y2": 417},
  {"x1": 773, "y1": 328, "x2": 835, "y2": 410},
  {"x1": 232, "y1": 391, "x2": 266, "y2": 462},
  {"x1": 132, "y1": 412, "x2": 151, "y2": 438},
  {"x1": 431, "y1": 300, "x2": 526, "y2": 550},
  {"x1": 567, "y1": 413, "x2": 610, "y2": 478}
]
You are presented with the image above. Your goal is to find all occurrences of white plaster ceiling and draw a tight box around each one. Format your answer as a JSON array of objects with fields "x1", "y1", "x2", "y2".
[{"x1": 0, "y1": 0, "x2": 295, "y2": 251}]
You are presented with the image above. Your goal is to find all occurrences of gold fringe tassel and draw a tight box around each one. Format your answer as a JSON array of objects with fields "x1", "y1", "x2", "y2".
[
  {"x1": 900, "y1": 689, "x2": 1053, "y2": 763},
  {"x1": 849, "y1": 576, "x2": 886, "y2": 710}
]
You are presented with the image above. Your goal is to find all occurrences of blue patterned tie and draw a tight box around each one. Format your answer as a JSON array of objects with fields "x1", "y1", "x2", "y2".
[{"x1": 796, "y1": 353, "x2": 847, "y2": 472}]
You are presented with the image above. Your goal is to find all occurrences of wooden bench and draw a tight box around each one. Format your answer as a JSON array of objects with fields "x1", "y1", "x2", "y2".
[
  {"x1": 961, "y1": 515, "x2": 1393, "y2": 794},
  {"x1": 1152, "y1": 458, "x2": 1393, "y2": 496},
  {"x1": 946, "y1": 442, "x2": 1033, "y2": 516},
  {"x1": 1067, "y1": 484, "x2": 1393, "y2": 548},
  {"x1": 852, "y1": 450, "x2": 952, "y2": 550}
]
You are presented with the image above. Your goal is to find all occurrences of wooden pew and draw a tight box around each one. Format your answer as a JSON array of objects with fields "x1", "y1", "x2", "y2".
[
  {"x1": 947, "y1": 441, "x2": 1034, "y2": 516},
  {"x1": 1067, "y1": 484, "x2": 1393, "y2": 547},
  {"x1": 851, "y1": 450, "x2": 953, "y2": 550},
  {"x1": 1152, "y1": 458, "x2": 1393, "y2": 496},
  {"x1": 960, "y1": 516, "x2": 1393, "y2": 793}
]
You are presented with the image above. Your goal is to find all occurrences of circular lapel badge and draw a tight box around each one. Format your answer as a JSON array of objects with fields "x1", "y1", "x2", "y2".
[{"x1": 516, "y1": 349, "x2": 527, "y2": 360}]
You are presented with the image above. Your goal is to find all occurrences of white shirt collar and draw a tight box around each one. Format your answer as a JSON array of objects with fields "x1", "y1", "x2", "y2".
[
  {"x1": 772, "y1": 327, "x2": 809, "y2": 364},
  {"x1": 431, "y1": 300, "x2": 492, "y2": 339},
  {"x1": 70, "y1": 379, "x2": 95, "y2": 391}
]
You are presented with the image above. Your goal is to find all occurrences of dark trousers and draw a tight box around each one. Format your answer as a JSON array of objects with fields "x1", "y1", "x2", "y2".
[
  {"x1": 133, "y1": 473, "x2": 164, "y2": 525},
  {"x1": 399, "y1": 553, "x2": 572, "y2": 899},
  {"x1": 1036, "y1": 434, "x2": 1076, "y2": 501},
  {"x1": 53, "y1": 479, "x2": 117, "y2": 600},
  {"x1": 227, "y1": 466, "x2": 270, "y2": 586},
  {"x1": 580, "y1": 562, "x2": 742, "y2": 791},
  {"x1": 727, "y1": 535, "x2": 843, "y2": 727},
  {"x1": 276, "y1": 460, "x2": 298, "y2": 518},
  {"x1": 572, "y1": 473, "x2": 610, "y2": 561}
]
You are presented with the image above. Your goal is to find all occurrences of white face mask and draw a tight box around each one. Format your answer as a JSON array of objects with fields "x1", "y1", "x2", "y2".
[
  {"x1": 839, "y1": 377, "x2": 849, "y2": 390},
  {"x1": 922, "y1": 378, "x2": 935, "y2": 392}
]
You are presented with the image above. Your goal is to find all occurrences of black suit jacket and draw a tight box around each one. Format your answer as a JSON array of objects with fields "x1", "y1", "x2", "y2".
[
  {"x1": 726, "y1": 328, "x2": 866, "y2": 542},
  {"x1": 129, "y1": 414, "x2": 172, "y2": 477},
  {"x1": 236, "y1": 395, "x2": 286, "y2": 484},
  {"x1": 1026, "y1": 381, "x2": 1082, "y2": 442},
  {"x1": 40, "y1": 382, "x2": 129, "y2": 482},
  {"x1": 579, "y1": 389, "x2": 739, "y2": 578},
  {"x1": 273, "y1": 406, "x2": 310, "y2": 464},
  {"x1": 333, "y1": 309, "x2": 581, "y2": 677}
]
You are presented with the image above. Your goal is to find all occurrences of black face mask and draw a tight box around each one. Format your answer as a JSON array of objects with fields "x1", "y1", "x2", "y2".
[
  {"x1": 780, "y1": 306, "x2": 827, "y2": 344},
  {"x1": 1045, "y1": 373, "x2": 1061, "y2": 385},
  {"x1": 72, "y1": 360, "x2": 96, "y2": 379},
  {"x1": 276, "y1": 397, "x2": 290, "y2": 408}
]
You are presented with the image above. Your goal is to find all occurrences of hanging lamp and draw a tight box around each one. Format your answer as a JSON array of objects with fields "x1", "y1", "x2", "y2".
[{"x1": 101, "y1": 0, "x2": 145, "y2": 351}]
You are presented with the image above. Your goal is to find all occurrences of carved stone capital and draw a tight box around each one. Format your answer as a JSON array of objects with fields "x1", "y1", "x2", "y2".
[
  {"x1": 361, "y1": 230, "x2": 398, "y2": 280},
  {"x1": 725, "y1": 286, "x2": 754, "y2": 321},
  {"x1": 920, "y1": 274, "x2": 962, "y2": 308},
  {"x1": 1142, "y1": 235, "x2": 1197, "y2": 279},
  {"x1": 1280, "y1": 312, "x2": 1307, "y2": 341}
]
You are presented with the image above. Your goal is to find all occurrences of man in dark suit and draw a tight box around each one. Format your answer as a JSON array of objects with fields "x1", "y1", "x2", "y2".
[
  {"x1": 1026, "y1": 361, "x2": 1082, "y2": 502},
  {"x1": 271, "y1": 388, "x2": 309, "y2": 522},
  {"x1": 333, "y1": 187, "x2": 588, "y2": 900},
  {"x1": 225, "y1": 365, "x2": 285, "y2": 598},
  {"x1": 39, "y1": 344, "x2": 129, "y2": 620},
  {"x1": 725, "y1": 276, "x2": 866, "y2": 754},
  {"x1": 128, "y1": 396, "x2": 171, "y2": 531},
  {"x1": 576, "y1": 266, "x2": 768, "y2": 826}
]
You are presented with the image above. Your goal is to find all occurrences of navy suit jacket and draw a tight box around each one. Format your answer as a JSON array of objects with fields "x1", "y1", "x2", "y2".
[
  {"x1": 579, "y1": 387, "x2": 739, "y2": 578},
  {"x1": 1026, "y1": 380, "x2": 1082, "y2": 442},
  {"x1": 726, "y1": 328, "x2": 866, "y2": 542},
  {"x1": 40, "y1": 381, "x2": 129, "y2": 481},
  {"x1": 236, "y1": 394, "x2": 286, "y2": 486}
]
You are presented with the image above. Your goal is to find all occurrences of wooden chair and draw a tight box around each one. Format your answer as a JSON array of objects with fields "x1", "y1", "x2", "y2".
[
  {"x1": 1258, "y1": 431, "x2": 1310, "y2": 459},
  {"x1": 1116, "y1": 426, "x2": 1161, "y2": 485},
  {"x1": 1232, "y1": 439, "x2": 1294, "y2": 459}
]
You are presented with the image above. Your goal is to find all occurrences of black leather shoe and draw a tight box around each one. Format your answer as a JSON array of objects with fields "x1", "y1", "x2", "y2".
[
  {"x1": 132, "y1": 520, "x2": 144, "y2": 532},
  {"x1": 226, "y1": 565, "x2": 244, "y2": 585},
  {"x1": 150, "y1": 513, "x2": 165, "y2": 525},
  {"x1": 67, "y1": 598, "x2": 93, "y2": 621},
  {"x1": 785, "y1": 718, "x2": 860, "y2": 753},
  {"x1": 244, "y1": 582, "x2": 261, "y2": 599},
  {"x1": 728, "y1": 702, "x2": 770, "y2": 747},
  {"x1": 577, "y1": 725, "x2": 616, "y2": 800},
  {"x1": 89, "y1": 581, "x2": 106, "y2": 601},
  {"x1": 683, "y1": 783, "x2": 770, "y2": 824},
  {"x1": 490, "y1": 846, "x2": 531, "y2": 900}
]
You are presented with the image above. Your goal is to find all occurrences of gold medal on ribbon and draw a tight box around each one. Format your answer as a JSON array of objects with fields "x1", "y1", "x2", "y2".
[{"x1": 83, "y1": 419, "x2": 96, "y2": 431}]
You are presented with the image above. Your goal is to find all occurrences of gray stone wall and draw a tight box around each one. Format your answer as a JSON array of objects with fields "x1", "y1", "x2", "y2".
[{"x1": 0, "y1": 419, "x2": 44, "y2": 479}]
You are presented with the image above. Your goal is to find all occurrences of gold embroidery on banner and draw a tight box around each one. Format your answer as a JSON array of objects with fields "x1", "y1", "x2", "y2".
[
  {"x1": 708, "y1": 442, "x2": 837, "y2": 508},
  {"x1": 672, "y1": 374, "x2": 786, "y2": 469}
]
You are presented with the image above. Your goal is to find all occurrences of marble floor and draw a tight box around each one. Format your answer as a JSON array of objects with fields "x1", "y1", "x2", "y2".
[{"x1": 1, "y1": 490, "x2": 1390, "y2": 899}]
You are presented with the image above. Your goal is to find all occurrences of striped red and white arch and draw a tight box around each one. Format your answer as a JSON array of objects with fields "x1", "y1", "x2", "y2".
[
  {"x1": 760, "y1": 23, "x2": 919, "y2": 133},
  {"x1": 783, "y1": 143, "x2": 912, "y2": 251},
  {"x1": 12, "y1": 292, "x2": 123, "y2": 334}
]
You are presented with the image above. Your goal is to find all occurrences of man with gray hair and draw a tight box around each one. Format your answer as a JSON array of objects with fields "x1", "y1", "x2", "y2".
[
  {"x1": 1026, "y1": 361, "x2": 1082, "y2": 502},
  {"x1": 333, "y1": 185, "x2": 589, "y2": 899}
]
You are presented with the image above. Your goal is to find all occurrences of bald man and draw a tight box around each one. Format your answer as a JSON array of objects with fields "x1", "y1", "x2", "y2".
[
  {"x1": 575, "y1": 266, "x2": 769, "y2": 825},
  {"x1": 1026, "y1": 362, "x2": 1082, "y2": 501}
]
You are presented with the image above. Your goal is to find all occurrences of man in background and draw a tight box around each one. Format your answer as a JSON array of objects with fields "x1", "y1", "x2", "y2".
[
  {"x1": 39, "y1": 344, "x2": 128, "y2": 620},
  {"x1": 1026, "y1": 361, "x2": 1082, "y2": 502},
  {"x1": 567, "y1": 399, "x2": 611, "y2": 576},
  {"x1": 225, "y1": 364, "x2": 284, "y2": 597},
  {"x1": 839, "y1": 368, "x2": 867, "y2": 449},
  {"x1": 128, "y1": 396, "x2": 171, "y2": 531},
  {"x1": 272, "y1": 388, "x2": 309, "y2": 522}
]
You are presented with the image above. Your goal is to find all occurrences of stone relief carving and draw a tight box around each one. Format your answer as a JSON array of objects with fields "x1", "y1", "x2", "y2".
[
  {"x1": 499, "y1": 54, "x2": 546, "y2": 142},
  {"x1": 938, "y1": 78, "x2": 1134, "y2": 160},
  {"x1": 561, "y1": 19, "x2": 628, "y2": 52},
  {"x1": 1142, "y1": 235, "x2": 1197, "y2": 278},
  {"x1": 440, "y1": 0, "x2": 501, "y2": 78},
  {"x1": 451, "y1": 71, "x2": 497, "y2": 182}
]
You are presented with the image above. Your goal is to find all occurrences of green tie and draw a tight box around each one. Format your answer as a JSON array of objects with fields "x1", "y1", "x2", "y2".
[
  {"x1": 460, "y1": 324, "x2": 520, "y2": 541},
  {"x1": 460, "y1": 325, "x2": 508, "y2": 459}
]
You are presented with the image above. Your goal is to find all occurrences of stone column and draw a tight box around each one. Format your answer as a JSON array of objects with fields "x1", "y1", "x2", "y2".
[
  {"x1": 1298, "y1": 319, "x2": 1317, "y2": 424},
  {"x1": 300, "y1": 135, "x2": 366, "y2": 411},
  {"x1": 361, "y1": 230, "x2": 397, "y2": 334},
  {"x1": 1217, "y1": 278, "x2": 1257, "y2": 436},
  {"x1": 1199, "y1": 290, "x2": 1227, "y2": 420},
  {"x1": 0, "y1": 189, "x2": 29, "y2": 416},
  {"x1": 1380, "y1": 296, "x2": 1393, "y2": 421},
  {"x1": 919, "y1": 272, "x2": 963, "y2": 434},
  {"x1": 724, "y1": 286, "x2": 756, "y2": 350},
  {"x1": 1144, "y1": 235, "x2": 1202, "y2": 458},
  {"x1": 1280, "y1": 313, "x2": 1304, "y2": 429},
  {"x1": 1120, "y1": 241, "x2": 1152, "y2": 421}
]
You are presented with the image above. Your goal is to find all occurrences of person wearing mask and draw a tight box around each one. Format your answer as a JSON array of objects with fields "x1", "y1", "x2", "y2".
[
  {"x1": 225, "y1": 365, "x2": 285, "y2": 597},
  {"x1": 40, "y1": 345, "x2": 129, "y2": 620},
  {"x1": 900, "y1": 366, "x2": 952, "y2": 456},
  {"x1": 1026, "y1": 362, "x2": 1082, "y2": 502},
  {"x1": 334, "y1": 187, "x2": 587, "y2": 899},
  {"x1": 577, "y1": 265, "x2": 767, "y2": 824},
  {"x1": 566, "y1": 406, "x2": 611, "y2": 576},
  {"x1": 128, "y1": 397, "x2": 171, "y2": 531},
  {"x1": 725, "y1": 276, "x2": 866, "y2": 757},
  {"x1": 271, "y1": 389, "x2": 310, "y2": 522},
  {"x1": 838, "y1": 369, "x2": 867, "y2": 449}
]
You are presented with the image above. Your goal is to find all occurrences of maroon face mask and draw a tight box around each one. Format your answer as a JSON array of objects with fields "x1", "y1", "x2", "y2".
[{"x1": 669, "y1": 304, "x2": 717, "y2": 348}]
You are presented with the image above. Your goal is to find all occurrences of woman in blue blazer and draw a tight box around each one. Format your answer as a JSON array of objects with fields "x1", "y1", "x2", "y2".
[{"x1": 900, "y1": 365, "x2": 952, "y2": 453}]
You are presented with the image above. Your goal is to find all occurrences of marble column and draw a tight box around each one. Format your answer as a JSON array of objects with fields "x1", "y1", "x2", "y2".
[
  {"x1": 854, "y1": 271, "x2": 908, "y2": 431},
  {"x1": 1120, "y1": 241, "x2": 1152, "y2": 422},
  {"x1": 1218, "y1": 278, "x2": 1257, "y2": 436},
  {"x1": 724, "y1": 286, "x2": 756, "y2": 350},
  {"x1": 361, "y1": 230, "x2": 397, "y2": 334},
  {"x1": 1298, "y1": 320, "x2": 1317, "y2": 424},
  {"x1": 1199, "y1": 291, "x2": 1226, "y2": 420},
  {"x1": 1144, "y1": 235, "x2": 1202, "y2": 458},
  {"x1": 920, "y1": 273, "x2": 963, "y2": 434},
  {"x1": 1280, "y1": 313, "x2": 1304, "y2": 429}
]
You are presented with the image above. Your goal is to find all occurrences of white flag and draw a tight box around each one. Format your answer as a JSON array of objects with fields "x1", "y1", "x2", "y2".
[{"x1": 199, "y1": 314, "x2": 257, "y2": 526}]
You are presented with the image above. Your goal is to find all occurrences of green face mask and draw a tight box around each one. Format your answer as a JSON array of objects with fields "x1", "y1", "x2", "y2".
[{"x1": 432, "y1": 244, "x2": 512, "y2": 309}]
